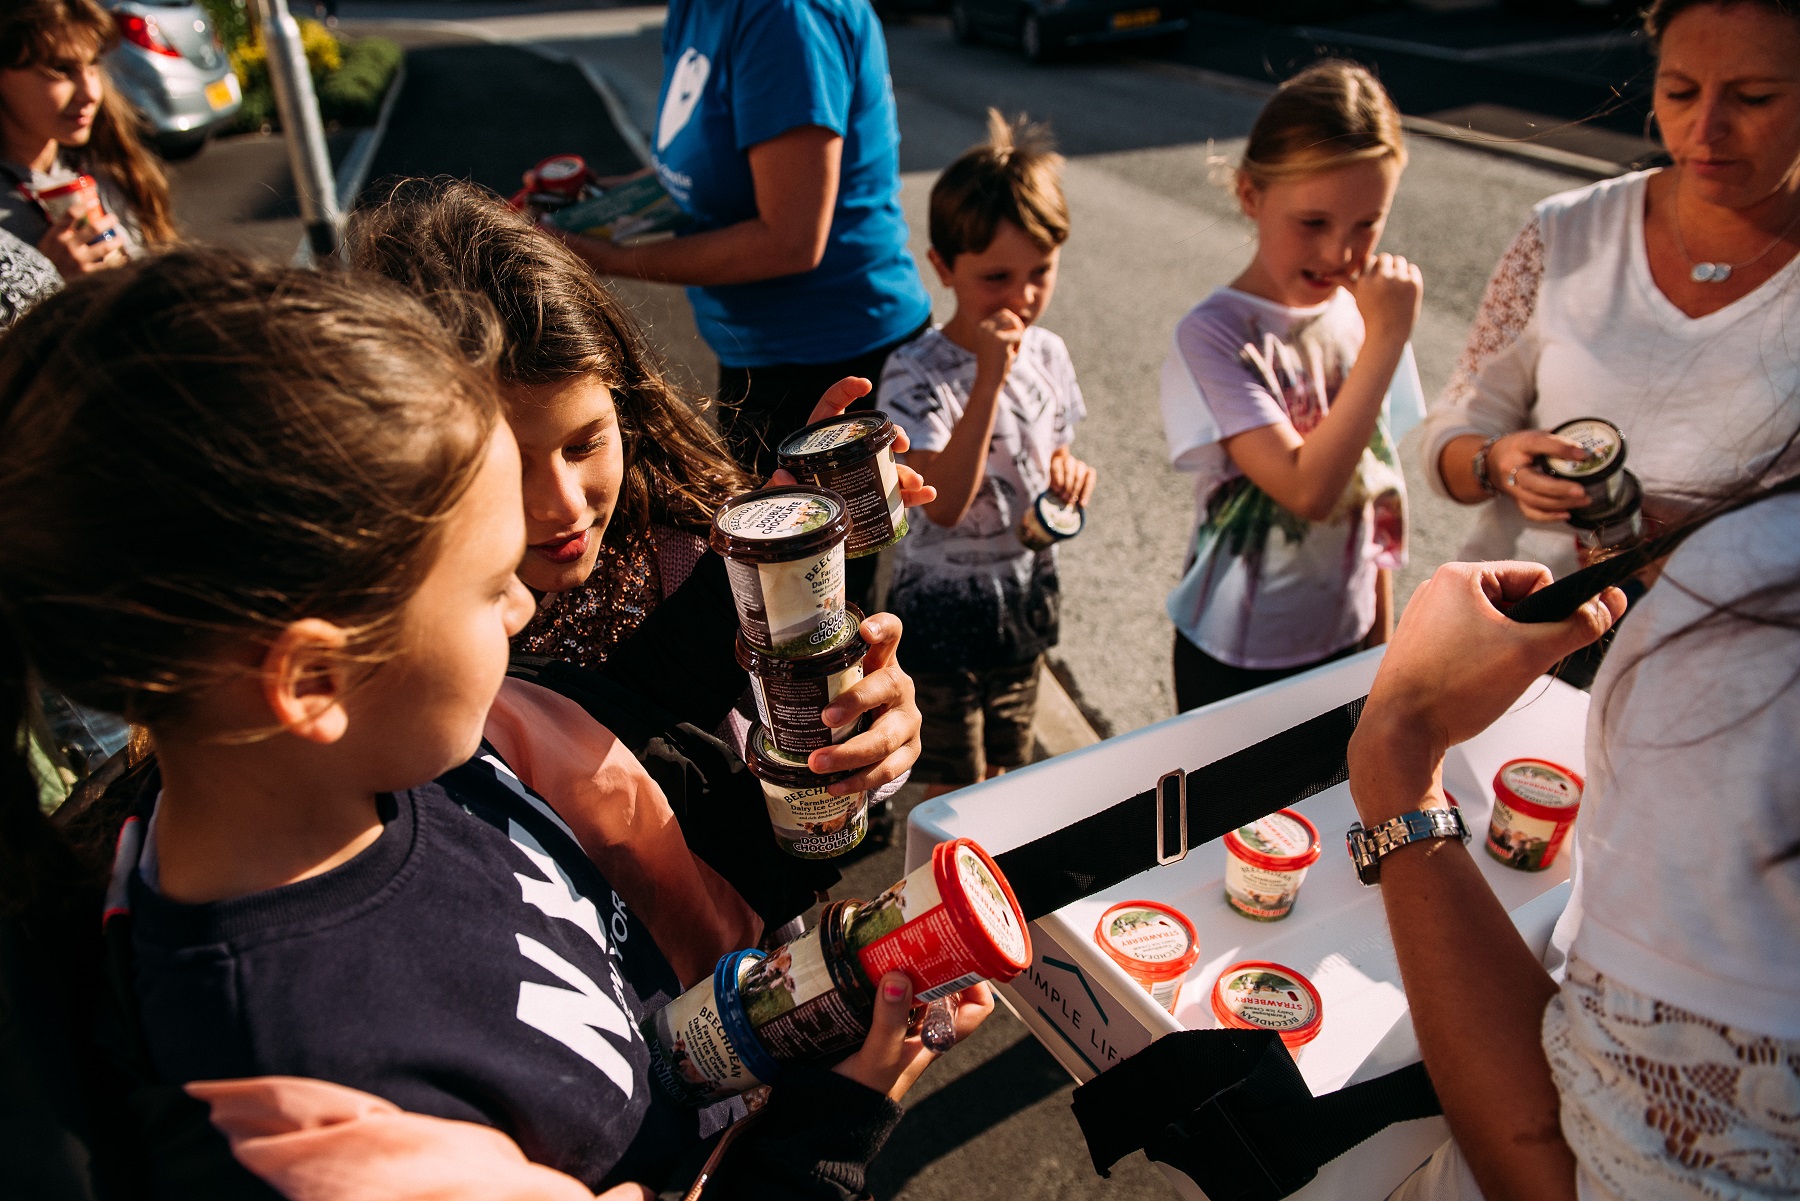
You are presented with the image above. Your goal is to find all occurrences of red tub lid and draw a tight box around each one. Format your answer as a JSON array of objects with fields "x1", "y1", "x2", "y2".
[
  {"x1": 1210, "y1": 960, "x2": 1323, "y2": 1046},
  {"x1": 934, "y1": 839, "x2": 1032, "y2": 982},
  {"x1": 1223, "y1": 809, "x2": 1322, "y2": 872},
  {"x1": 1493, "y1": 759, "x2": 1584, "y2": 819},
  {"x1": 1094, "y1": 900, "x2": 1199, "y2": 982}
]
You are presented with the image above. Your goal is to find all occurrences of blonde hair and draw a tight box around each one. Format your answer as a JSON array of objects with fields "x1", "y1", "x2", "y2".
[
  {"x1": 929, "y1": 108, "x2": 1069, "y2": 263},
  {"x1": 1240, "y1": 61, "x2": 1406, "y2": 190}
]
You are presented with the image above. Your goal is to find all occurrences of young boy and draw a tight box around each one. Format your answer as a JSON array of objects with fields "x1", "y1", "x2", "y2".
[{"x1": 877, "y1": 110, "x2": 1096, "y2": 799}]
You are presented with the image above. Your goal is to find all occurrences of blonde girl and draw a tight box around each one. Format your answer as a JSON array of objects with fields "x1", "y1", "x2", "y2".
[{"x1": 1160, "y1": 60, "x2": 1425, "y2": 711}]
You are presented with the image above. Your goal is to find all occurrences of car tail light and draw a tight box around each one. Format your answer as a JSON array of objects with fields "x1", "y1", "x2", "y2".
[{"x1": 114, "y1": 12, "x2": 183, "y2": 58}]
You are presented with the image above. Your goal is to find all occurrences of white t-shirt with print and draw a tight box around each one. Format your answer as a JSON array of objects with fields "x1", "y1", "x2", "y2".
[
  {"x1": 1161, "y1": 286, "x2": 1423, "y2": 670},
  {"x1": 877, "y1": 325, "x2": 1085, "y2": 672}
]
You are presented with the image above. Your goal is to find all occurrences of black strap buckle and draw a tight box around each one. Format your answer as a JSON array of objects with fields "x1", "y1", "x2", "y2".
[{"x1": 1156, "y1": 769, "x2": 1188, "y2": 866}]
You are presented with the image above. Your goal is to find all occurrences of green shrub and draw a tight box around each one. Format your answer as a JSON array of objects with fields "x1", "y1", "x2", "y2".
[
  {"x1": 319, "y1": 37, "x2": 402, "y2": 126},
  {"x1": 200, "y1": 0, "x2": 252, "y2": 54}
]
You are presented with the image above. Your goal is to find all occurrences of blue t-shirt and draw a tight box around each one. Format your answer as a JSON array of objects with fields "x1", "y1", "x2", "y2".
[{"x1": 653, "y1": 0, "x2": 931, "y2": 367}]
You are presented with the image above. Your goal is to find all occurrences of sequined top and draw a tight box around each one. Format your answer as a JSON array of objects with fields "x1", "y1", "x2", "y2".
[{"x1": 513, "y1": 525, "x2": 709, "y2": 670}]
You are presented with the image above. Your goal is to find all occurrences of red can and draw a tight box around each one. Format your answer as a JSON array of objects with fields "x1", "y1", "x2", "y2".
[
  {"x1": 1485, "y1": 758, "x2": 1584, "y2": 872},
  {"x1": 844, "y1": 839, "x2": 1031, "y2": 1001}
]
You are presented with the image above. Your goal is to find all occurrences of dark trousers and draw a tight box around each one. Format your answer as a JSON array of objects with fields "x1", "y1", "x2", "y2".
[
  {"x1": 717, "y1": 321, "x2": 927, "y2": 611},
  {"x1": 1173, "y1": 630, "x2": 1355, "y2": 713}
]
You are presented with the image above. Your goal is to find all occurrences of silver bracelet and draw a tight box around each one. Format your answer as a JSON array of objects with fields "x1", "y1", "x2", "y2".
[{"x1": 1470, "y1": 434, "x2": 1503, "y2": 496}]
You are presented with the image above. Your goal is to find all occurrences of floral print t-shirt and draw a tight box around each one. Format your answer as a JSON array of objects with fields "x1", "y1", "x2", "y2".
[{"x1": 1159, "y1": 287, "x2": 1422, "y2": 669}]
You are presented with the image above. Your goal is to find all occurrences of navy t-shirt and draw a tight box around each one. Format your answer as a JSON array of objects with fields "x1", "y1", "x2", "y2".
[
  {"x1": 652, "y1": 0, "x2": 931, "y2": 367},
  {"x1": 128, "y1": 751, "x2": 693, "y2": 1191}
]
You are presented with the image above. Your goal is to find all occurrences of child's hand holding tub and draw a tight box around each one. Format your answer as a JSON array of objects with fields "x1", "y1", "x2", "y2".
[{"x1": 1161, "y1": 61, "x2": 1427, "y2": 712}]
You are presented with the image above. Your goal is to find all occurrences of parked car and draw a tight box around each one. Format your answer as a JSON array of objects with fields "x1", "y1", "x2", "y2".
[
  {"x1": 103, "y1": 0, "x2": 241, "y2": 159},
  {"x1": 950, "y1": 0, "x2": 1192, "y2": 61}
]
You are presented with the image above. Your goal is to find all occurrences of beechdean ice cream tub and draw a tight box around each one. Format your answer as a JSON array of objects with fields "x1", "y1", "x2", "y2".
[
  {"x1": 1094, "y1": 900, "x2": 1199, "y2": 1013},
  {"x1": 1222, "y1": 809, "x2": 1322, "y2": 921},
  {"x1": 776, "y1": 412, "x2": 908, "y2": 558},
  {"x1": 1210, "y1": 960, "x2": 1323, "y2": 1051},
  {"x1": 845, "y1": 839, "x2": 1031, "y2": 1001},
  {"x1": 745, "y1": 724, "x2": 868, "y2": 860},
  {"x1": 645, "y1": 949, "x2": 779, "y2": 1107},
  {"x1": 737, "y1": 900, "x2": 874, "y2": 1063},
  {"x1": 736, "y1": 604, "x2": 870, "y2": 757},
  {"x1": 1538, "y1": 417, "x2": 1628, "y2": 509},
  {"x1": 711, "y1": 486, "x2": 853, "y2": 658},
  {"x1": 1017, "y1": 489, "x2": 1085, "y2": 551},
  {"x1": 1485, "y1": 758, "x2": 1584, "y2": 872}
]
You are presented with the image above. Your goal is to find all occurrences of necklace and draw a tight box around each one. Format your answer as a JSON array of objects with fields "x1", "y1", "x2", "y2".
[{"x1": 1673, "y1": 189, "x2": 1800, "y2": 284}]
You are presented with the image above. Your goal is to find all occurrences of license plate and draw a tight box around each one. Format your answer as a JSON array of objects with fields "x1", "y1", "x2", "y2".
[
  {"x1": 1112, "y1": 7, "x2": 1160, "y2": 28},
  {"x1": 205, "y1": 75, "x2": 238, "y2": 111}
]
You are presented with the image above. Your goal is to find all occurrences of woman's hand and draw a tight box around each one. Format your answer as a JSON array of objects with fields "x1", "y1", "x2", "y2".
[
  {"x1": 807, "y1": 611, "x2": 921, "y2": 794},
  {"x1": 1046, "y1": 446, "x2": 1096, "y2": 507},
  {"x1": 782, "y1": 376, "x2": 936, "y2": 507},
  {"x1": 38, "y1": 211, "x2": 127, "y2": 281},
  {"x1": 1347, "y1": 562, "x2": 1624, "y2": 826},
  {"x1": 1487, "y1": 431, "x2": 1595, "y2": 522},
  {"x1": 1345, "y1": 252, "x2": 1423, "y2": 347},
  {"x1": 832, "y1": 973, "x2": 993, "y2": 1101}
]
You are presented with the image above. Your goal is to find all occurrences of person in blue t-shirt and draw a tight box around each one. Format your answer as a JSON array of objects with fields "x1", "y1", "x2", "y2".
[{"x1": 558, "y1": 0, "x2": 931, "y2": 480}]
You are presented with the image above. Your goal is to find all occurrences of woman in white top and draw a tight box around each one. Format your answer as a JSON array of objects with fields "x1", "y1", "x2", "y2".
[
  {"x1": 1420, "y1": 0, "x2": 1800, "y2": 578},
  {"x1": 1358, "y1": 480, "x2": 1800, "y2": 1200}
]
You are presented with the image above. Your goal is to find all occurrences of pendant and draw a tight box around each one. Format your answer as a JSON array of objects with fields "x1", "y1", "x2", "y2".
[{"x1": 1691, "y1": 261, "x2": 1732, "y2": 283}]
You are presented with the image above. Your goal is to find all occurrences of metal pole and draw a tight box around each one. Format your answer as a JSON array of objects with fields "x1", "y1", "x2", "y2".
[{"x1": 249, "y1": 0, "x2": 340, "y2": 263}]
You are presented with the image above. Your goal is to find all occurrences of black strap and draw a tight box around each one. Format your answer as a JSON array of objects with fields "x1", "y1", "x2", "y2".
[{"x1": 1071, "y1": 1030, "x2": 1440, "y2": 1201}]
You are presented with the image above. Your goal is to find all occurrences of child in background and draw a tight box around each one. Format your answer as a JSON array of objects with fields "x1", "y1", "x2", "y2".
[
  {"x1": 879, "y1": 110, "x2": 1096, "y2": 798},
  {"x1": 1161, "y1": 61, "x2": 1425, "y2": 711}
]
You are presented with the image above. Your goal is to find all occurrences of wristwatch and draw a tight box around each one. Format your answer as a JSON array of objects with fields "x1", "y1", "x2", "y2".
[
  {"x1": 1470, "y1": 434, "x2": 1503, "y2": 496},
  {"x1": 1346, "y1": 807, "x2": 1470, "y2": 885}
]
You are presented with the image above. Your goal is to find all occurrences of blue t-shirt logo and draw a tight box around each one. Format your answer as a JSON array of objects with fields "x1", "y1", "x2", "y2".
[{"x1": 657, "y1": 48, "x2": 710, "y2": 162}]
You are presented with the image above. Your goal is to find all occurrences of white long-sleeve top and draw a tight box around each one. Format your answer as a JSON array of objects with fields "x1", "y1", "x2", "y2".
[{"x1": 1419, "y1": 169, "x2": 1800, "y2": 577}]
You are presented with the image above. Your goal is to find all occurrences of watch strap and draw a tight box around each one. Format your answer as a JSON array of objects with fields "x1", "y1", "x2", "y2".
[
  {"x1": 1471, "y1": 434, "x2": 1503, "y2": 496},
  {"x1": 1347, "y1": 806, "x2": 1469, "y2": 885}
]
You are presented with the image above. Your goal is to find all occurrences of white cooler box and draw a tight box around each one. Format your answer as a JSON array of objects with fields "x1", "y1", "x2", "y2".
[{"x1": 905, "y1": 649, "x2": 1587, "y2": 1200}]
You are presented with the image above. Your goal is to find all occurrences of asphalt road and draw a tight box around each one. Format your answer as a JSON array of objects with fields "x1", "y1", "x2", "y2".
[{"x1": 170, "y1": 7, "x2": 1629, "y2": 1194}]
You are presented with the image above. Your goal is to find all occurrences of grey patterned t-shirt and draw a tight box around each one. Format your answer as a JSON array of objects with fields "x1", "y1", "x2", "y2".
[{"x1": 876, "y1": 325, "x2": 1085, "y2": 672}]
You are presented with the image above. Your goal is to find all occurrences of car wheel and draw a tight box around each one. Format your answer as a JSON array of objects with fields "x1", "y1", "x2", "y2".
[
  {"x1": 154, "y1": 130, "x2": 210, "y2": 161},
  {"x1": 1021, "y1": 13, "x2": 1055, "y2": 61},
  {"x1": 951, "y1": 1, "x2": 979, "y2": 43}
]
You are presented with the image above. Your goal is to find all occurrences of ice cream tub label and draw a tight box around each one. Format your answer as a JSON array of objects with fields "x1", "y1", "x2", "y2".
[
  {"x1": 1018, "y1": 490, "x2": 1085, "y2": 551},
  {"x1": 1210, "y1": 960, "x2": 1323, "y2": 1049},
  {"x1": 33, "y1": 173, "x2": 101, "y2": 224},
  {"x1": 645, "y1": 950, "x2": 773, "y2": 1106},
  {"x1": 738, "y1": 607, "x2": 869, "y2": 756},
  {"x1": 745, "y1": 723, "x2": 868, "y2": 859},
  {"x1": 739, "y1": 901, "x2": 872, "y2": 1062},
  {"x1": 1485, "y1": 758, "x2": 1584, "y2": 872},
  {"x1": 776, "y1": 413, "x2": 908, "y2": 559},
  {"x1": 1223, "y1": 809, "x2": 1323, "y2": 921},
  {"x1": 1094, "y1": 900, "x2": 1199, "y2": 1013},
  {"x1": 846, "y1": 839, "x2": 1031, "y2": 1001},
  {"x1": 712, "y1": 487, "x2": 852, "y2": 657},
  {"x1": 1540, "y1": 417, "x2": 1627, "y2": 507}
]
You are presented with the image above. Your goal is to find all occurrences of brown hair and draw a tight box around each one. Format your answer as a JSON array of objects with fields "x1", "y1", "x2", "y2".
[
  {"x1": 0, "y1": 0, "x2": 177, "y2": 245},
  {"x1": 929, "y1": 108, "x2": 1069, "y2": 264},
  {"x1": 346, "y1": 177, "x2": 755, "y2": 541},
  {"x1": 1239, "y1": 61, "x2": 1406, "y2": 190},
  {"x1": 0, "y1": 248, "x2": 500, "y2": 911},
  {"x1": 1643, "y1": 0, "x2": 1797, "y2": 40}
]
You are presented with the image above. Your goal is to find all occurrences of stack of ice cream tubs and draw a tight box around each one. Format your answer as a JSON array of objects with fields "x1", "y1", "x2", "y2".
[{"x1": 645, "y1": 838, "x2": 1033, "y2": 1106}]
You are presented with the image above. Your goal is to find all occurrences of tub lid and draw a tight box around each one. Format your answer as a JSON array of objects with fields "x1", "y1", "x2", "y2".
[
  {"x1": 1094, "y1": 900, "x2": 1199, "y2": 981},
  {"x1": 1223, "y1": 809, "x2": 1322, "y2": 872},
  {"x1": 710, "y1": 486, "x2": 851, "y2": 564},
  {"x1": 532, "y1": 154, "x2": 588, "y2": 194},
  {"x1": 1543, "y1": 417, "x2": 1626, "y2": 481},
  {"x1": 744, "y1": 723, "x2": 858, "y2": 788},
  {"x1": 1210, "y1": 961, "x2": 1323, "y2": 1044},
  {"x1": 714, "y1": 949, "x2": 783, "y2": 1084},
  {"x1": 1034, "y1": 491, "x2": 1086, "y2": 538},
  {"x1": 936, "y1": 839, "x2": 1032, "y2": 981},
  {"x1": 1493, "y1": 758, "x2": 1584, "y2": 817},
  {"x1": 1566, "y1": 469, "x2": 1641, "y2": 531},
  {"x1": 736, "y1": 604, "x2": 866, "y2": 677},
  {"x1": 777, "y1": 412, "x2": 898, "y2": 469}
]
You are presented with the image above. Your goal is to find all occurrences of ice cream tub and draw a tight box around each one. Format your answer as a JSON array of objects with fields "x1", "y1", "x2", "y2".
[
  {"x1": 1569, "y1": 470, "x2": 1645, "y2": 564},
  {"x1": 711, "y1": 486, "x2": 852, "y2": 657},
  {"x1": 745, "y1": 723, "x2": 868, "y2": 860},
  {"x1": 1017, "y1": 489, "x2": 1085, "y2": 551},
  {"x1": 845, "y1": 838, "x2": 1031, "y2": 1001},
  {"x1": 1222, "y1": 809, "x2": 1322, "y2": 921},
  {"x1": 645, "y1": 949, "x2": 778, "y2": 1106},
  {"x1": 737, "y1": 604, "x2": 870, "y2": 756},
  {"x1": 776, "y1": 412, "x2": 908, "y2": 558},
  {"x1": 33, "y1": 173, "x2": 101, "y2": 225},
  {"x1": 1540, "y1": 417, "x2": 1628, "y2": 508},
  {"x1": 1485, "y1": 758, "x2": 1584, "y2": 872},
  {"x1": 529, "y1": 153, "x2": 589, "y2": 199},
  {"x1": 1210, "y1": 960, "x2": 1323, "y2": 1051},
  {"x1": 1094, "y1": 900, "x2": 1199, "y2": 1013},
  {"x1": 739, "y1": 901, "x2": 874, "y2": 1063}
]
